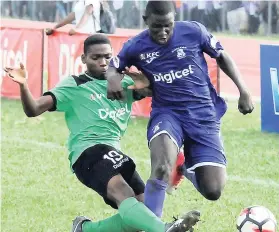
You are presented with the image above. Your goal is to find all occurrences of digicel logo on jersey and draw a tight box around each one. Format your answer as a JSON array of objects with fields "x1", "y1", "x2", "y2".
[
  {"x1": 98, "y1": 105, "x2": 131, "y2": 120},
  {"x1": 153, "y1": 65, "x2": 194, "y2": 84}
]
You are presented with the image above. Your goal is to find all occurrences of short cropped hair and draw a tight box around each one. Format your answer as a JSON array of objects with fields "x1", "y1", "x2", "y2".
[
  {"x1": 83, "y1": 34, "x2": 111, "y2": 54},
  {"x1": 145, "y1": 0, "x2": 176, "y2": 17}
]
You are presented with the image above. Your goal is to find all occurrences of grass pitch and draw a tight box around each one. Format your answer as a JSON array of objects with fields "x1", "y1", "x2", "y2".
[{"x1": 2, "y1": 99, "x2": 279, "y2": 232}]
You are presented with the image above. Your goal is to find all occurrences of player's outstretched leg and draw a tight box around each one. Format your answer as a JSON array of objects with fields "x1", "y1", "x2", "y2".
[
  {"x1": 71, "y1": 174, "x2": 201, "y2": 232},
  {"x1": 71, "y1": 210, "x2": 201, "y2": 232}
]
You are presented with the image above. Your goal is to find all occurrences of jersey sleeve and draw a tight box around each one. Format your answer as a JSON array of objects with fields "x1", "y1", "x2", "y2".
[
  {"x1": 196, "y1": 22, "x2": 224, "y2": 58},
  {"x1": 110, "y1": 39, "x2": 135, "y2": 72},
  {"x1": 43, "y1": 76, "x2": 77, "y2": 112}
]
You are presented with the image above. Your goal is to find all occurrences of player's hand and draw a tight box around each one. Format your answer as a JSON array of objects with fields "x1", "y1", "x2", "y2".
[
  {"x1": 238, "y1": 90, "x2": 254, "y2": 115},
  {"x1": 107, "y1": 72, "x2": 125, "y2": 100},
  {"x1": 123, "y1": 67, "x2": 150, "y2": 90},
  {"x1": 4, "y1": 63, "x2": 27, "y2": 85},
  {"x1": 46, "y1": 28, "x2": 55, "y2": 35},
  {"x1": 68, "y1": 28, "x2": 76, "y2": 36}
]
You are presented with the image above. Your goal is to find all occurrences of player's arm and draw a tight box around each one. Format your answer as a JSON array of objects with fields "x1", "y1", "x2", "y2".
[
  {"x1": 4, "y1": 63, "x2": 54, "y2": 117},
  {"x1": 121, "y1": 68, "x2": 152, "y2": 101},
  {"x1": 216, "y1": 51, "x2": 254, "y2": 114},
  {"x1": 106, "y1": 66, "x2": 125, "y2": 100},
  {"x1": 197, "y1": 22, "x2": 248, "y2": 94},
  {"x1": 106, "y1": 40, "x2": 136, "y2": 100},
  {"x1": 19, "y1": 85, "x2": 53, "y2": 117},
  {"x1": 123, "y1": 67, "x2": 152, "y2": 98},
  {"x1": 198, "y1": 22, "x2": 254, "y2": 114},
  {"x1": 216, "y1": 51, "x2": 249, "y2": 96}
]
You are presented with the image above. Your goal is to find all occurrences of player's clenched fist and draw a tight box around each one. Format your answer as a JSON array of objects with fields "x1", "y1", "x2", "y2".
[{"x1": 238, "y1": 90, "x2": 254, "y2": 115}]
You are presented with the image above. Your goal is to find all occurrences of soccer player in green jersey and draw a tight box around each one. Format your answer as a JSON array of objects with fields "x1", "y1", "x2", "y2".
[{"x1": 4, "y1": 34, "x2": 200, "y2": 232}]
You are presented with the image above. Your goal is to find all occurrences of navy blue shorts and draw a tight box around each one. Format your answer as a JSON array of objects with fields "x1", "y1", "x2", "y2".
[{"x1": 147, "y1": 110, "x2": 226, "y2": 172}]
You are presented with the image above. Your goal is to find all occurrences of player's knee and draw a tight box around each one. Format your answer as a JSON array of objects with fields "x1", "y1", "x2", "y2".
[
  {"x1": 154, "y1": 164, "x2": 172, "y2": 180},
  {"x1": 195, "y1": 166, "x2": 226, "y2": 201},
  {"x1": 202, "y1": 186, "x2": 222, "y2": 201}
]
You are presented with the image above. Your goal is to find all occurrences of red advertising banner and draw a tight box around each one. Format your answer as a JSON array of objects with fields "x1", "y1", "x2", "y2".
[
  {"x1": 48, "y1": 31, "x2": 218, "y2": 117},
  {"x1": 0, "y1": 28, "x2": 43, "y2": 99}
]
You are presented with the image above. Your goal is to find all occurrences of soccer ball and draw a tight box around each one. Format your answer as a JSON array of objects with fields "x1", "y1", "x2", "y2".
[{"x1": 237, "y1": 206, "x2": 277, "y2": 232}]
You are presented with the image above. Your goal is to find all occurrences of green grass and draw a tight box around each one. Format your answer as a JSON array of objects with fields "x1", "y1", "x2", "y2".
[{"x1": 1, "y1": 99, "x2": 279, "y2": 232}]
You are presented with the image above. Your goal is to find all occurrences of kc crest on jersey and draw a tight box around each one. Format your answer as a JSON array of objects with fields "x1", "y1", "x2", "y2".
[{"x1": 171, "y1": 46, "x2": 187, "y2": 59}]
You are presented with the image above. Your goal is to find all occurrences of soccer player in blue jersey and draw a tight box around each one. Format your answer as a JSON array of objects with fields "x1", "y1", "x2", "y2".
[{"x1": 106, "y1": 0, "x2": 254, "y2": 219}]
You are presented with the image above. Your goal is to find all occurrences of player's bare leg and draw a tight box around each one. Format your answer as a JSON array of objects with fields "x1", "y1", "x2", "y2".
[
  {"x1": 184, "y1": 165, "x2": 226, "y2": 200},
  {"x1": 106, "y1": 174, "x2": 136, "y2": 206},
  {"x1": 144, "y1": 134, "x2": 179, "y2": 218},
  {"x1": 72, "y1": 211, "x2": 201, "y2": 232},
  {"x1": 194, "y1": 166, "x2": 226, "y2": 200}
]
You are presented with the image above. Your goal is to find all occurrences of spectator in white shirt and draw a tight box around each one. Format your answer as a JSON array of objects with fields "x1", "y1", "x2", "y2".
[{"x1": 46, "y1": 0, "x2": 101, "y2": 36}]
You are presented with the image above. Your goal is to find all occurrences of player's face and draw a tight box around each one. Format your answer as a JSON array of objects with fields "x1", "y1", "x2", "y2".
[
  {"x1": 145, "y1": 12, "x2": 175, "y2": 45},
  {"x1": 82, "y1": 44, "x2": 112, "y2": 78}
]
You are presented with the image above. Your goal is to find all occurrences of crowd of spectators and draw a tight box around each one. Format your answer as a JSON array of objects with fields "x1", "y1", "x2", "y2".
[{"x1": 1, "y1": 0, "x2": 279, "y2": 35}]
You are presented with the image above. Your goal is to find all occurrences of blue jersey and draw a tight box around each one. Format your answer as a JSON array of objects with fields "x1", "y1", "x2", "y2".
[{"x1": 111, "y1": 21, "x2": 227, "y2": 121}]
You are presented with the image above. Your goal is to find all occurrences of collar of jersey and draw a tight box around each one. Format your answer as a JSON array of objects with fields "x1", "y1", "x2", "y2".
[{"x1": 84, "y1": 72, "x2": 106, "y2": 81}]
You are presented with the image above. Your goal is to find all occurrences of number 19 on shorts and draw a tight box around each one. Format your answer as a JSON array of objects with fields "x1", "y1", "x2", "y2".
[{"x1": 103, "y1": 151, "x2": 129, "y2": 169}]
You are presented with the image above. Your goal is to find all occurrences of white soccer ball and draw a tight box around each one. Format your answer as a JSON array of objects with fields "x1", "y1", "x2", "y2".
[{"x1": 237, "y1": 206, "x2": 277, "y2": 232}]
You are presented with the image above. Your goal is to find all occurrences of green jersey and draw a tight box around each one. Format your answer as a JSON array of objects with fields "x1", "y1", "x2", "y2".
[{"x1": 44, "y1": 73, "x2": 139, "y2": 168}]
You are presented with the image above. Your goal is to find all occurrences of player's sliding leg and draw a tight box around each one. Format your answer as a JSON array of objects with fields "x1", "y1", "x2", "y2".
[
  {"x1": 74, "y1": 174, "x2": 163, "y2": 232},
  {"x1": 71, "y1": 144, "x2": 199, "y2": 232},
  {"x1": 73, "y1": 174, "x2": 200, "y2": 232},
  {"x1": 74, "y1": 210, "x2": 201, "y2": 232}
]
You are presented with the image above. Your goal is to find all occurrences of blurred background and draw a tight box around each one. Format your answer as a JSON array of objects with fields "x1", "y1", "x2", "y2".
[{"x1": 1, "y1": 0, "x2": 279, "y2": 36}]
